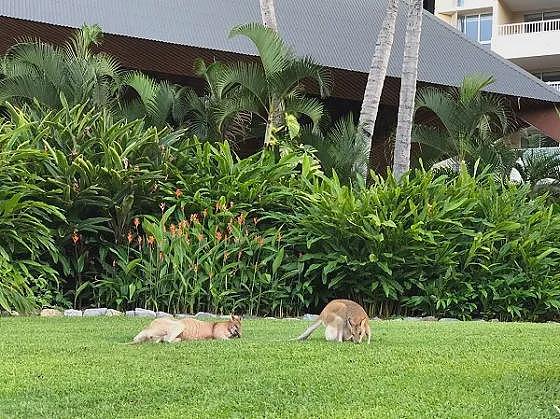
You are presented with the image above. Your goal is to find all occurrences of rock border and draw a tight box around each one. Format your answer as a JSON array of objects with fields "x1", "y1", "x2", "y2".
[{"x1": 0, "y1": 309, "x2": 547, "y2": 323}]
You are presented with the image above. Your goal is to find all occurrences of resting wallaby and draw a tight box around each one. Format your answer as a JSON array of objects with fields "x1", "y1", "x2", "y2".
[
  {"x1": 132, "y1": 315, "x2": 241, "y2": 343},
  {"x1": 297, "y1": 299, "x2": 371, "y2": 344}
]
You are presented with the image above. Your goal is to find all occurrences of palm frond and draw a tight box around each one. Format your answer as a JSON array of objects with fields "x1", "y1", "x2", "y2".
[
  {"x1": 229, "y1": 23, "x2": 291, "y2": 76},
  {"x1": 284, "y1": 96, "x2": 324, "y2": 128},
  {"x1": 273, "y1": 56, "x2": 331, "y2": 98}
]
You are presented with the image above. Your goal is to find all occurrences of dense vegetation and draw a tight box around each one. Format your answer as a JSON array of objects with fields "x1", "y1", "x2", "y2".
[
  {"x1": 0, "y1": 25, "x2": 559, "y2": 321},
  {"x1": 0, "y1": 102, "x2": 558, "y2": 320}
]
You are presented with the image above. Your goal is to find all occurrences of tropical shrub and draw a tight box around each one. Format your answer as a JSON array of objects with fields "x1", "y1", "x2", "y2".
[
  {"x1": 1, "y1": 99, "x2": 559, "y2": 321},
  {"x1": 0, "y1": 102, "x2": 183, "y2": 307},
  {"x1": 0, "y1": 123, "x2": 64, "y2": 312},
  {"x1": 95, "y1": 205, "x2": 308, "y2": 316},
  {"x1": 275, "y1": 167, "x2": 560, "y2": 320}
]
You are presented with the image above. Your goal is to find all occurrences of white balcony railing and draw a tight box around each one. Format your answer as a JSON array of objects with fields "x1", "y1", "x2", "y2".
[
  {"x1": 497, "y1": 18, "x2": 560, "y2": 36},
  {"x1": 547, "y1": 81, "x2": 560, "y2": 91}
]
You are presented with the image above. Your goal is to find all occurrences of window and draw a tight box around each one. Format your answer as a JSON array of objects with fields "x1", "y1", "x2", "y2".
[
  {"x1": 459, "y1": 13, "x2": 493, "y2": 44},
  {"x1": 524, "y1": 11, "x2": 560, "y2": 33},
  {"x1": 525, "y1": 11, "x2": 560, "y2": 22}
]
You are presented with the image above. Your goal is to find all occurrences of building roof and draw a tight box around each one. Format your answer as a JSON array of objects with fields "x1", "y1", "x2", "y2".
[{"x1": 1, "y1": 0, "x2": 560, "y2": 103}]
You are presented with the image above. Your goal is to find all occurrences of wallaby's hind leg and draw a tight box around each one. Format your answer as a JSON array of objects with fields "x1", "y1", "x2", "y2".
[
  {"x1": 325, "y1": 325, "x2": 338, "y2": 341},
  {"x1": 162, "y1": 323, "x2": 185, "y2": 343},
  {"x1": 133, "y1": 328, "x2": 164, "y2": 344}
]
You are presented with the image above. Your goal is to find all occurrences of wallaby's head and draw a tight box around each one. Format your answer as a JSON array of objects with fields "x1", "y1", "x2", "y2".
[
  {"x1": 227, "y1": 314, "x2": 242, "y2": 338},
  {"x1": 347, "y1": 317, "x2": 368, "y2": 343}
]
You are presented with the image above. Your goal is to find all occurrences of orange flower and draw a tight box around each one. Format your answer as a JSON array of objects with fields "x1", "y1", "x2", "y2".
[
  {"x1": 197, "y1": 233, "x2": 204, "y2": 242},
  {"x1": 127, "y1": 231, "x2": 134, "y2": 243},
  {"x1": 215, "y1": 230, "x2": 223, "y2": 241},
  {"x1": 255, "y1": 235, "x2": 265, "y2": 247},
  {"x1": 190, "y1": 213, "x2": 199, "y2": 224},
  {"x1": 147, "y1": 235, "x2": 155, "y2": 246},
  {"x1": 175, "y1": 188, "x2": 183, "y2": 198},
  {"x1": 237, "y1": 214, "x2": 246, "y2": 225},
  {"x1": 71, "y1": 230, "x2": 80, "y2": 245},
  {"x1": 133, "y1": 217, "x2": 140, "y2": 227}
]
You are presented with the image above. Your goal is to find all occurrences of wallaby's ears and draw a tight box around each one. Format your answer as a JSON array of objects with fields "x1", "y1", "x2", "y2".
[
  {"x1": 360, "y1": 317, "x2": 368, "y2": 327},
  {"x1": 231, "y1": 314, "x2": 241, "y2": 321}
]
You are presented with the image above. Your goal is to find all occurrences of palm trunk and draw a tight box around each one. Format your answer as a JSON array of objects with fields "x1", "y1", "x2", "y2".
[
  {"x1": 259, "y1": 0, "x2": 279, "y2": 32},
  {"x1": 393, "y1": 0, "x2": 423, "y2": 179},
  {"x1": 259, "y1": 0, "x2": 282, "y2": 148},
  {"x1": 357, "y1": 0, "x2": 400, "y2": 179}
]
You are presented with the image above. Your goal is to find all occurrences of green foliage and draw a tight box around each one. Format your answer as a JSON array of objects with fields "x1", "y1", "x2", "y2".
[
  {"x1": 412, "y1": 75, "x2": 519, "y2": 177},
  {"x1": 0, "y1": 101, "x2": 181, "y2": 309},
  {"x1": 515, "y1": 148, "x2": 560, "y2": 197},
  {"x1": 216, "y1": 23, "x2": 330, "y2": 145},
  {"x1": 0, "y1": 25, "x2": 120, "y2": 110},
  {"x1": 274, "y1": 167, "x2": 560, "y2": 320},
  {"x1": 0, "y1": 99, "x2": 559, "y2": 321},
  {"x1": 165, "y1": 140, "x2": 320, "y2": 215},
  {"x1": 301, "y1": 113, "x2": 368, "y2": 183},
  {"x1": 97, "y1": 206, "x2": 302, "y2": 316},
  {"x1": 0, "y1": 115, "x2": 64, "y2": 312}
]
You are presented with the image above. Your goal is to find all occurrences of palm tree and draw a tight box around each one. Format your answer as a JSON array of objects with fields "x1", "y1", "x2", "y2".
[
  {"x1": 393, "y1": 0, "x2": 423, "y2": 179},
  {"x1": 0, "y1": 25, "x2": 121, "y2": 109},
  {"x1": 259, "y1": 0, "x2": 279, "y2": 32},
  {"x1": 412, "y1": 75, "x2": 518, "y2": 177},
  {"x1": 0, "y1": 25, "x2": 186, "y2": 128},
  {"x1": 170, "y1": 59, "x2": 255, "y2": 141},
  {"x1": 217, "y1": 23, "x2": 331, "y2": 146},
  {"x1": 301, "y1": 114, "x2": 368, "y2": 183},
  {"x1": 515, "y1": 148, "x2": 560, "y2": 196},
  {"x1": 357, "y1": 0, "x2": 400, "y2": 178}
]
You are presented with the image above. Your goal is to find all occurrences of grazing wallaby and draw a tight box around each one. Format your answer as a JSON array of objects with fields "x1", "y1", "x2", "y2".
[
  {"x1": 132, "y1": 315, "x2": 242, "y2": 343},
  {"x1": 297, "y1": 299, "x2": 371, "y2": 344}
]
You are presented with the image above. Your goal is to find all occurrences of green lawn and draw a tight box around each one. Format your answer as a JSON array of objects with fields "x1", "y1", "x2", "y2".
[{"x1": 0, "y1": 318, "x2": 558, "y2": 418}]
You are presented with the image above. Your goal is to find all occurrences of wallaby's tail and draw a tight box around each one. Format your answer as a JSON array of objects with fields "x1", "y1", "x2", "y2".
[{"x1": 296, "y1": 319, "x2": 322, "y2": 341}]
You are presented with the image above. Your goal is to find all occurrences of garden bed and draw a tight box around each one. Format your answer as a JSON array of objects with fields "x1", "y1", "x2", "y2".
[{"x1": 0, "y1": 318, "x2": 558, "y2": 418}]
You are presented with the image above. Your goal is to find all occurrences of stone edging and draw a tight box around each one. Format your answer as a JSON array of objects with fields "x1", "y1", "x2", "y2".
[
  {"x1": 0, "y1": 308, "x2": 556, "y2": 323},
  {"x1": 0, "y1": 309, "x2": 511, "y2": 323}
]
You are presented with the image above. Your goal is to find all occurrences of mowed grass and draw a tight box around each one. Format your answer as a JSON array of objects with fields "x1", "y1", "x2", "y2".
[{"x1": 0, "y1": 318, "x2": 559, "y2": 419}]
